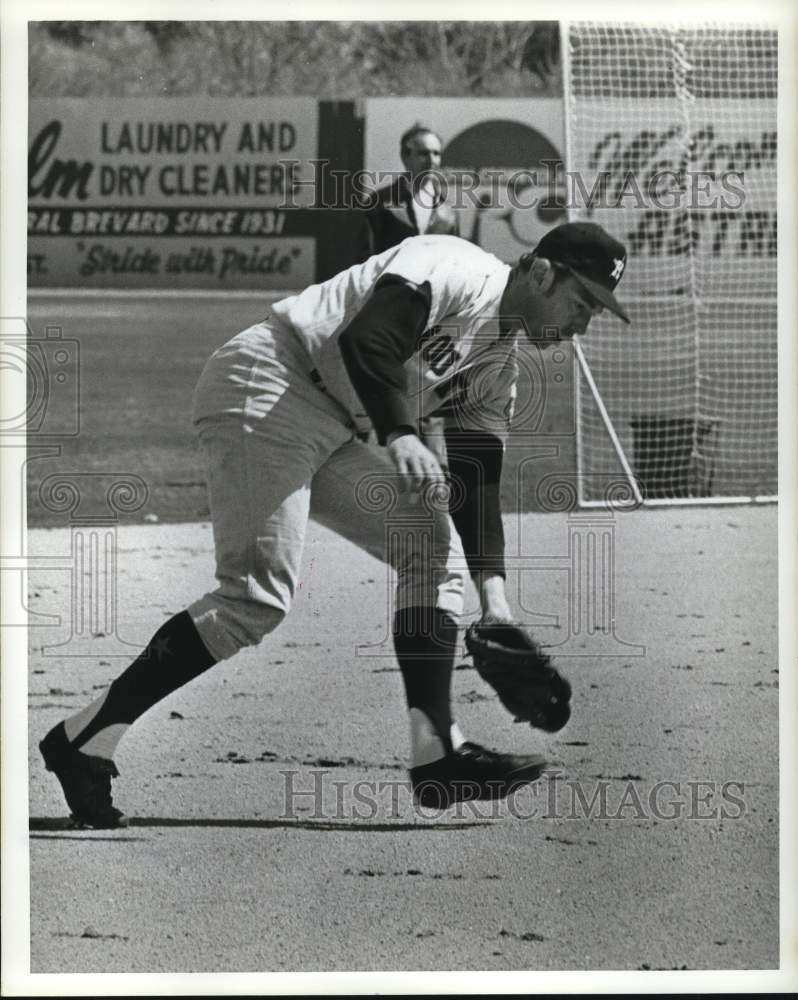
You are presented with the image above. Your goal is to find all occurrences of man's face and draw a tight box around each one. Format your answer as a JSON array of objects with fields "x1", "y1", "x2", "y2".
[
  {"x1": 401, "y1": 132, "x2": 442, "y2": 183},
  {"x1": 506, "y1": 265, "x2": 604, "y2": 346}
]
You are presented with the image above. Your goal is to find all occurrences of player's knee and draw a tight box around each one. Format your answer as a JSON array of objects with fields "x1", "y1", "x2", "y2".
[
  {"x1": 216, "y1": 583, "x2": 290, "y2": 651},
  {"x1": 390, "y1": 515, "x2": 452, "y2": 570},
  {"x1": 188, "y1": 591, "x2": 287, "y2": 662},
  {"x1": 237, "y1": 593, "x2": 288, "y2": 648}
]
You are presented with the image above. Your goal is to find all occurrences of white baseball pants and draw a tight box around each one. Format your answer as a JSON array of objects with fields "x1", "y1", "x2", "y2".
[{"x1": 187, "y1": 320, "x2": 466, "y2": 663}]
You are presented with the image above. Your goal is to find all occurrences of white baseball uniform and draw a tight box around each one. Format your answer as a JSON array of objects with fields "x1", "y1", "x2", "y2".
[{"x1": 188, "y1": 236, "x2": 519, "y2": 663}]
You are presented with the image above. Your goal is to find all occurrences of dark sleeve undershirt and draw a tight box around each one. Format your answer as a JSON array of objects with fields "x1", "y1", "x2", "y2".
[
  {"x1": 444, "y1": 428, "x2": 506, "y2": 579},
  {"x1": 338, "y1": 275, "x2": 431, "y2": 445}
]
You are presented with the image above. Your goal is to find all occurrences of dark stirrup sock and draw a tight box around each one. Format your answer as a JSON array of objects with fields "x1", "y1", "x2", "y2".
[
  {"x1": 393, "y1": 605, "x2": 459, "y2": 754},
  {"x1": 62, "y1": 611, "x2": 217, "y2": 755}
]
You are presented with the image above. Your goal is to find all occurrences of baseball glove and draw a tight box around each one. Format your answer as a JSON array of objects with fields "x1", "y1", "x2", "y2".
[{"x1": 464, "y1": 620, "x2": 572, "y2": 732}]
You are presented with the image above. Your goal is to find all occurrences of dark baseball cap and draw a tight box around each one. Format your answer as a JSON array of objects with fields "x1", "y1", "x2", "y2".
[{"x1": 533, "y1": 222, "x2": 630, "y2": 324}]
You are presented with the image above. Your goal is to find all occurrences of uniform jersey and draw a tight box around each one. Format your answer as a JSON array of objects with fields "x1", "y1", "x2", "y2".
[{"x1": 196, "y1": 235, "x2": 518, "y2": 442}]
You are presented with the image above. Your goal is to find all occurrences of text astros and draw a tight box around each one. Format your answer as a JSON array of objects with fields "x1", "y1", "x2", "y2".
[{"x1": 158, "y1": 161, "x2": 297, "y2": 197}]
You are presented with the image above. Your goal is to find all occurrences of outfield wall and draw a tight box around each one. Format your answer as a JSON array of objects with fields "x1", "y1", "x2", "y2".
[
  {"x1": 27, "y1": 97, "x2": 567, "y2": 290},
  {"x1": 27, "y1": 92, "x2": 775, "y2": 293}
]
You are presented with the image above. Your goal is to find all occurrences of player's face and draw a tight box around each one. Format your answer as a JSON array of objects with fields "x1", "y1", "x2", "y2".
[
  {"x1": 401, "y1": 132, "x2": 442, "y2": 182},
  {"x1": 508, "y1": 266, "x2": 604, "y2": 346}
]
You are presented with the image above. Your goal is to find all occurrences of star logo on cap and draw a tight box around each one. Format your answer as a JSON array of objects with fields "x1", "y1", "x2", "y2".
[{"x1": 610, "y1": 257, "x2": 625, "y2": 281}]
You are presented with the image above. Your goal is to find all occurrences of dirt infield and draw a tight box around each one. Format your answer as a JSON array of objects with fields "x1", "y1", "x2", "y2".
[{"x1": 26, "y1": 504, "x2": 778, "y2": 973}]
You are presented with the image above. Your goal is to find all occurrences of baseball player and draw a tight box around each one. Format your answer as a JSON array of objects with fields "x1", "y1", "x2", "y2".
[{"x1": 40, "y1": 222, "x2": 629, "y2": 828}]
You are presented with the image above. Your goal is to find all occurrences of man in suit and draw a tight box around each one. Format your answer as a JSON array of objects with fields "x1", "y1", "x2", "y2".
[{"x1": 357, "y1": 123, "x2": 460, "y2": 260}]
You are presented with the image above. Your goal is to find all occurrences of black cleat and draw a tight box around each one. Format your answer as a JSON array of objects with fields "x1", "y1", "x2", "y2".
[
  {"x1": 410, "y1": 740, "x2": 547, "y2": 809},
  {"x1": 39, "y1": 722, "x2": 128, "y2": 829}
]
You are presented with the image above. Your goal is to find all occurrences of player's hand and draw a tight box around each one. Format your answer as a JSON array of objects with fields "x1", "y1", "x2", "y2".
[{"x1": 387, "y1": 431, "x2": 446, "y2": 495}]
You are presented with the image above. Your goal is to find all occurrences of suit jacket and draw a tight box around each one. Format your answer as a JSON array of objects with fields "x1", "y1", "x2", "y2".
[{"x1": 355, "y1": 174, "x2": 460, "y2": 263}]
